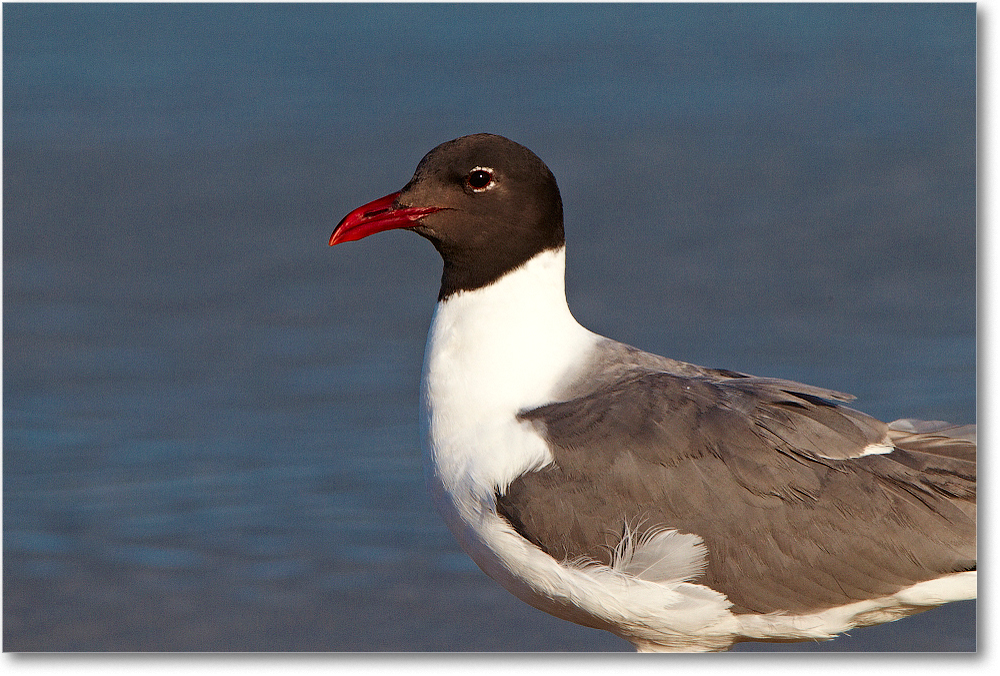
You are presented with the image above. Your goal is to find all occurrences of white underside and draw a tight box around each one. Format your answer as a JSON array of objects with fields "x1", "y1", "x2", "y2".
[
  {"x1": 461, "y1": 509, "x2": 975, "y2": 653},
  {"x1": 418, "y1": 247, "x2": 976, "y2": 652}
]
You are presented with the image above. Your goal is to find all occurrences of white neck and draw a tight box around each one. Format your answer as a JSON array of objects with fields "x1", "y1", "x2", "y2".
[{"x1": 419, "y1": 247, "x2": 598, "y2": 504}]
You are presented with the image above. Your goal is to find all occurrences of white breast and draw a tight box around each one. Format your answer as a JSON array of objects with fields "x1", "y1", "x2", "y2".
[
  {"x1": 416, "y1": 247, "x2": 736, "y2": 649},
  {"x1": 419, "y1": 246, "x2": 598, "y2": 507}
]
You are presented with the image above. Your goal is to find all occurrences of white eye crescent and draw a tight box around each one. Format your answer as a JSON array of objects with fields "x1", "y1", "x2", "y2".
[{"x1": 466, "y1": 167, "x2": 496, "y2": 192}]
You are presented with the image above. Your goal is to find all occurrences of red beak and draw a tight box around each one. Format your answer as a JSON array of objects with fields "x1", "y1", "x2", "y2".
[{"x1": 330, "y1": 192, "x2": 443, "y2": 246}]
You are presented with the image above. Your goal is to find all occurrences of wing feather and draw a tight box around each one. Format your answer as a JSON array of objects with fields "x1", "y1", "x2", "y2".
[{"x1": 498, "y1": 357, "x2": 976, "y2": 615}]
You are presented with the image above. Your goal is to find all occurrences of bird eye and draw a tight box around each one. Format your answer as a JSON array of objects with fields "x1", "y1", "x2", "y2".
[{"x1": 466, "y1": 167, "x2": 495, "y2": 192}]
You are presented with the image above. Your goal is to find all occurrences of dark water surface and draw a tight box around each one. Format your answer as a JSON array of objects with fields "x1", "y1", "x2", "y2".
[{"x1": 4, "y1": 4, "x2": 975, "y2": 651}]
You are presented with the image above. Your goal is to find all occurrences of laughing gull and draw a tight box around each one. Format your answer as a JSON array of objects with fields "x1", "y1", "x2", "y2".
[{"x1": 329, "y1": 133, "x2": 976, "y2": 652}]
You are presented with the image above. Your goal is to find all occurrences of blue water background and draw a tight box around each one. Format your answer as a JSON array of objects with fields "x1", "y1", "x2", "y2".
[{"x1": 4, "y1": 3, "x2": 975, "y2": 651}]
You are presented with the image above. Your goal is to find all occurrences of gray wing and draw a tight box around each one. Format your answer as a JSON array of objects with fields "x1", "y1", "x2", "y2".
[{"x1": 498, "y1": 365, "x2": 976, "y2": 615}]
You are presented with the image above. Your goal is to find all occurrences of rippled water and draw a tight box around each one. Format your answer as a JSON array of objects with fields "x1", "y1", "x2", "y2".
[{"x1": 4, "y1": 4, "x2": 975, "y2": 651}]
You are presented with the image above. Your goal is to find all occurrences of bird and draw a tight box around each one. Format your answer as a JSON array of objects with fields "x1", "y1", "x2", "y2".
[{"x1": 328, "y1": 133, "x2": 976, "y2": 652}]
